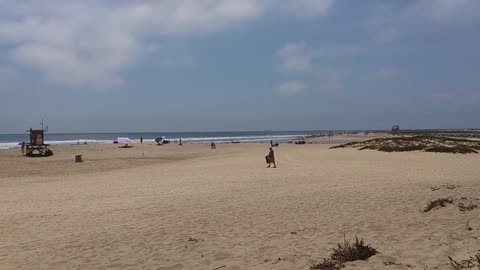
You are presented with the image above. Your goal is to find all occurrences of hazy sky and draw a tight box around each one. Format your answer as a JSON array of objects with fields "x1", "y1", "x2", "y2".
[{"x1": 1, "y1": 0, "x2": 479, "y2": 133}]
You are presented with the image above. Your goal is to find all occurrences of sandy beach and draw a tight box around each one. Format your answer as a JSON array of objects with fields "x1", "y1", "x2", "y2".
[{"x1": 1, "y1": 139, "x2": 480, "y2": 269}]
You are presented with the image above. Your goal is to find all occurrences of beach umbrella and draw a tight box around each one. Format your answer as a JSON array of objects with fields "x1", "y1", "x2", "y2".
[{"x1": 117, "y1": 137, "x2": 132, "y2": 144}]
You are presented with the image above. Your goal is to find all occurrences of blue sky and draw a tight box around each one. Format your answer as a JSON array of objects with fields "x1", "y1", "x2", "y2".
[{"x1": 0, "y1": 0, "x2": 479, "y2": 133}]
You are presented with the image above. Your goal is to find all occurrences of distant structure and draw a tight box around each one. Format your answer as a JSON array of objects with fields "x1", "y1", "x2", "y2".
[
  {"x1": 25, "y1": 122, "x2": 53, "y2": 157},
  {"x1": 391, "y1": 125, "x2": 400, "y2": 133},
  {"x1": 328, "y1": 131, "x2": 334, "y2": 144}
]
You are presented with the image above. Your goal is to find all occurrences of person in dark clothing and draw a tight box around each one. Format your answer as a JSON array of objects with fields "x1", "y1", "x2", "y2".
[
  {"x1": 140, "y1": 136, "x2": 143, "y2": 144},
  {"x1": 265, "y1": 147, "x2": 276, "y2": 168}
]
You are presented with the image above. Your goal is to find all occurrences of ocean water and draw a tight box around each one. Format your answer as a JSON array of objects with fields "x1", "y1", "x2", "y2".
[{"x1": 0, "y1": 131, "x2": 337, "y2": 149}]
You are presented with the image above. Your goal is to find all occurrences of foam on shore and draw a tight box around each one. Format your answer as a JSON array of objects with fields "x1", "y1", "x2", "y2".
[{"x1": 0, "y1": 134, "x2": 307, "y2": 149}]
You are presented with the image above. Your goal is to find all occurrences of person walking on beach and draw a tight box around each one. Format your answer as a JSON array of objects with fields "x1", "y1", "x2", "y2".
[
  {"x1": 265, "y1": 147, "x2": 276, "y2": 168},
  {"x1": 21, "y1": 142, "x2": 25, "y2": 155},
  {"x1": 211, "y1": 142, "x2": 216, "y2": 149},
  {"x1": 140, "y1": 136, "x2": 143, "y2": 144}
]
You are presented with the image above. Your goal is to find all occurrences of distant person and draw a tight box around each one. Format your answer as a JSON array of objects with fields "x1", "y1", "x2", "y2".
[
  {"x1": 21, "y1": 142, "x2": 25, "y2": 155},
  {"x1": 140, "y1": 136, "x2": 143, "y2": 144},
  {"x1": 265, "y1": 147, "x2": 276, "y2": 168},
  {"x1": 179, "y1": 138, "x2": 182, "y2": 146},
  {"x1": 211, "y1": 142, "x2": 216, "y2": 149},
  {"x1": 270, "y1": 139, "x2": 273, "y2": 147},
  {"x1": 120, "y1": 143, "x2": 131, "y2": 148}
]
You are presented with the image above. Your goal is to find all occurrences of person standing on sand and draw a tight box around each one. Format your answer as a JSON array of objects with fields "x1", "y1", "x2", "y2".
[
  {"x1": 21, "y1": 142, "x2": 25, "y2": 155},
  {"x1": 265, "y1": 147, "x2": 276, "y2": 168},
  {"x1": 140, "y1": 136, "x2": 143, "y2": 144}
]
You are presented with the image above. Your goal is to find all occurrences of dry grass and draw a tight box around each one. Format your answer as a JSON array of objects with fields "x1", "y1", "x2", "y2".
[
  {"x1": 309, "y1": 258, "x2": 343, "y2": 270},
  {"x1": 448, "y1": 252, "x2": 480, "y2": 269},
  {"x1": 310, "y1": 236, "x2": 377, "y2": 270},
  {"x1": 330, "y1": 136, "x2": 480, "y2": 154},
  {"x1": 458, "y1": 202, "x2": 478, "y2": 212},
  {"x1": 423, "y1": 196, "x2": 479, "y2": 213},
  {"x1": 423, "y1": 198, "x2": 455, "y2": 212}
]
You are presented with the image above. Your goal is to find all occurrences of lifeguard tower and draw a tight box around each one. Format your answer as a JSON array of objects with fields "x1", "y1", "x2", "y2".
[
  {"x1": 25, "y1": 126, "x2": 53, "y2": 157},
  {"x1": 391, "y1": 125, "x2": 400, "y2": 133}
]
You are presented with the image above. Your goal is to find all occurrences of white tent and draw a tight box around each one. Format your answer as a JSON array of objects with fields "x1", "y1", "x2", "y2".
[{"x1": 117, "y1": 137, "x2": 132, "y2": 144}]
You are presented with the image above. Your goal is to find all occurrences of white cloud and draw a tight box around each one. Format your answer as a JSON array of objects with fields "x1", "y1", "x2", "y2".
[
  {"x1": 405, "y1": 0, "x2": 480, "y2": 23},
  {"x1": 0, "y1": 0, "x2": 335, "y2": 90},
  {"x1": 274, "y1": 81, "x2": 305, "y2": 96},
  {"x1": 278, "y1": 0, "x2": 334, "y2": 17},
  {"x1": 275, "y1": 42, "x2": 312, "y2": 72},
  {"x1": 370, "y1": 0, "x2": 480, "y2": 42},
  {"x1": 274, "y1": 42, "x2": 358, "y2": 93},
  {"x1": 275, "y1": 42, "x2": 361, "y2": 73}
]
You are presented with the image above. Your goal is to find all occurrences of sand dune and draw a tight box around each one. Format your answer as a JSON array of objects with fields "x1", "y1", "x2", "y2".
[{"x1": 1, "y1": 142, "x2": 479, "y2": 269}]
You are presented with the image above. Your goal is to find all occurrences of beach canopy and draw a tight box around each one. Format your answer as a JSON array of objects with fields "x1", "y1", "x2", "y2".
[{"x1": 117, "y1": 137, "x2": 132, "y2": 144}]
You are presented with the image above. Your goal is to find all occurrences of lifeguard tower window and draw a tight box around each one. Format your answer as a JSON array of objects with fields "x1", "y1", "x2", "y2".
[{"x1": 30, "y1": 130, "x2": 44, "y2": 145}]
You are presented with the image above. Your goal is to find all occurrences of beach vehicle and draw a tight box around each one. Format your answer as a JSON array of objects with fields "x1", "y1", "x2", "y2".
[
  {"x1": 25, "y1": 128, "x2": 53, "y2": 157},
  {"x1": 155, "y1": 136, "x2": 170, "y2": 145}
]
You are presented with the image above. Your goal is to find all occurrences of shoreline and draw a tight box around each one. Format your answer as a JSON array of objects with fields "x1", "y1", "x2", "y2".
[{"x1": 3, "y1": 129, "x2": 480, "y2": 149}]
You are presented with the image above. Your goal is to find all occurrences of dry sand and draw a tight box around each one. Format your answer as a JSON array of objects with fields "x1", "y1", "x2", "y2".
[{"x1": 1, "y1": 139, "x2": 479, "y2": 269}]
